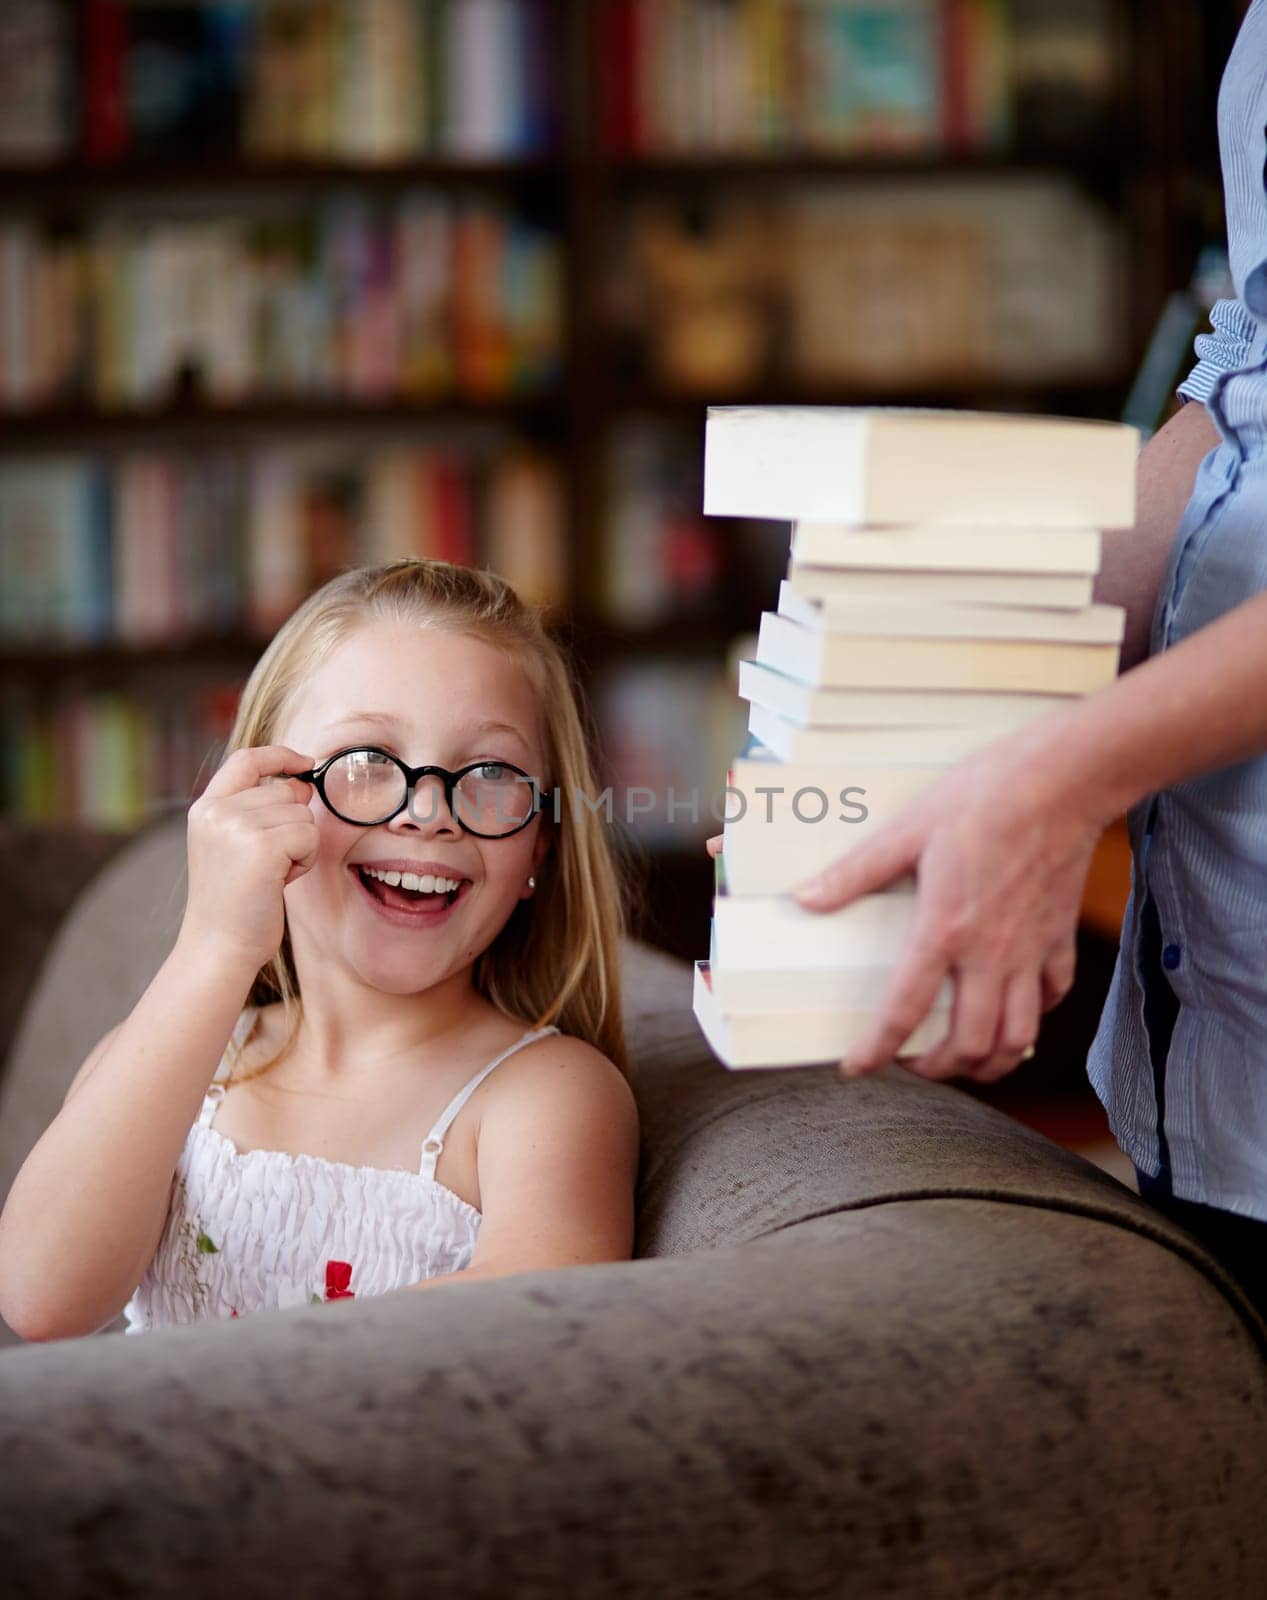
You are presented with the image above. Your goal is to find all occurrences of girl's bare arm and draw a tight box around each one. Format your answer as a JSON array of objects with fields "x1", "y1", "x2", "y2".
[
  {"x1": 394, "y1": 1038, "x2": 639, "y2": 1292},
  {"x1": 0, "y1": 744, "x2": 318, "y2": 1341},
  {"x1": 0, "y1": 936, "x2": 258, "y2": 1341}
]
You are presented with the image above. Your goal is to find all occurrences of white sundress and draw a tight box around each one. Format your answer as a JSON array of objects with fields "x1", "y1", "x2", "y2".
[{"x1": 121, "y1": 1007, "x2": 559, "y2": 1332}]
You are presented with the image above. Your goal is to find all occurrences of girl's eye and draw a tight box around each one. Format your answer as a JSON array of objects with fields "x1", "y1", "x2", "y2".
[{"x1": 472, "y1": 762, "x2": 509, "y2": 780}]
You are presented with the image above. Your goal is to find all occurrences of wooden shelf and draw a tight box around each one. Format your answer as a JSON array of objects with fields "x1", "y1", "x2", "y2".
[
  {"x1": 0, "y1": 157, "x2": 560, "y2": 205},
  {"x1": 0, "y1": 634, "x2": 269, "y2": 674},
  {"x1": 0, "y1": 611, "x2": 631, "y2": 675},
  {"x1": 0, "y1": 616, "x2": 752, "y2": 676},
  {"x1": 605, "y1": 149, "x2": 1124, "y2": 192},
  {"x1": 0, "y1": 395, "x2": 564, "y2": 451},
  {"x1": 602, "y1": 377, "x2": 1131, "y2": 419},
  {"x1": 0, "y1": 380, "x2": 1129, "y2": 450},
  {"x1": 570, "y1": 619, "x2": 751, "y2": 664}
]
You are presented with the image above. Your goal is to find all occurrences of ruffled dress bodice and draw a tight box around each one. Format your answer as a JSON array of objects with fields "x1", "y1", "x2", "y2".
[{"x1": 121, "y1": 1008, "x2": 558, "y2": 1332}]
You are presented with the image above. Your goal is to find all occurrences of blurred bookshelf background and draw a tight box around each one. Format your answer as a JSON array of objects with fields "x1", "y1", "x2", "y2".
[{"x1": 0, "y1": 2, "x2": 1248, "y2": 1145}]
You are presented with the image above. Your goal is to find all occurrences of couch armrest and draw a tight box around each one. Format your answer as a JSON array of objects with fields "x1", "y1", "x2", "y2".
[{"x1": 0, "y1": 821, "x2": 142, "y2": 1089}]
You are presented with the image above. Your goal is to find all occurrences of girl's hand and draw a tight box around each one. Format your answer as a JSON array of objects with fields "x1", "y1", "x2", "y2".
[
  {"x1": 792, "y1": 724, "x2": 1113, "y2": 1083},
  {"x1": 179, "y1": 745, "x2": 320, "y2": 973}
]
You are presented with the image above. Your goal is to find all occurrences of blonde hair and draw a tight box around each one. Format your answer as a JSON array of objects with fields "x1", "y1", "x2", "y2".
[{"x1": 221, "y1": 559, "x2": 627, "y2": 1082}]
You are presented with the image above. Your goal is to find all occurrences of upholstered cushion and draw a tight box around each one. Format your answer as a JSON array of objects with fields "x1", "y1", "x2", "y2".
[
  {"x1": 0, "y1": 813, "x2": 190, "y2": 1264},
  {"x1": 0, "y1": 818, "x2": 139, "y2": 1080},
  {"x1": 0, "y1": 1128, "x2": 1263, "y2": 1596},
  {"x1": 1, "y1": 813, "x2": 1264, "y2": 1596}
]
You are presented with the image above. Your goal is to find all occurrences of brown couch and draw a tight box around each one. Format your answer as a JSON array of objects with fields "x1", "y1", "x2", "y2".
[{"x1": 0, "y1": 812, "x2": 1264, "y2": 1598}]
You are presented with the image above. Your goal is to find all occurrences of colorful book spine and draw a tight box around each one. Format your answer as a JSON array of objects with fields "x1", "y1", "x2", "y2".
[
  {"x1": 0, "y1": 201, "x2": 562, "y2": 411},
  {"x1": 15, "y1": 0, "x2": 553, "y2": 166},
  {"x1": 0, "y1": 445, "x2": 565, "y2": 650},
  {"x1": 601, "y1": 0, "x2": 1101, "y2": 156}
]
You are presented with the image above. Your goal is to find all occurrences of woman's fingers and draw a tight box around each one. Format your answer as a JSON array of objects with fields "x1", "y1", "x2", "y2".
[
  {"x1": 974, "y1": 971, "x2": 1042, "y2": 1082},
  {"x1": 840, "y1": 934, "x2": 950, "y2": 1078},
  {"x1": 905, "y1": 966, "x2": 1003, "y2": 1080},
  {"x1": 795, "y1": 815, "x2": 921, "y2": 913},
  {"x1": 1039, "y1": 941, "x2": 1078, "y2": 1013},
  {"x1": 705, "y1": 834, "x2": 723, "y2": 859}
]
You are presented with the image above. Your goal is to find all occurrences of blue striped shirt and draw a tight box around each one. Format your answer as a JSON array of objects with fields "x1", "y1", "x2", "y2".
[{"x1": 1087, "y1": 0, "x2": 1267, "y2": 1218}]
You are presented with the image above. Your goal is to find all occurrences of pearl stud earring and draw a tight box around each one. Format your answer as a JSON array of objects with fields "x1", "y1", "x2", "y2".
[{"x1": 527, "y1": 876, "x2": 536, "y2": 889}]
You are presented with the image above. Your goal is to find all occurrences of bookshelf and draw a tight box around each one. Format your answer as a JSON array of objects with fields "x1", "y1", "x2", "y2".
[{"x1": 0, "y1": 0, "x2": 1243, "y2": 959}]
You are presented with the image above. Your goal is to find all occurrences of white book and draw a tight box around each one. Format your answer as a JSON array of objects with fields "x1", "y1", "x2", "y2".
[
  {"x1": 712, "y1": 887, "x2": 920, "y2": 971},
  {"x1": 704, "y1": 944, "x2": 955, "y2": 1014},
  {"x1": 446, "y1": 0, "x2": 516, "y2": 155},
  {"x1": 738, "y1": 659, "x2": 1071, "y2": 728},
  {"x1": 786, "y1": 562, "x2": 1095, "y2": 610},
  {"x1": 790, "y1": 523, "x2": 1102, "y2": 575},
  {"x1": 721, "y1": 752, "x2": 944, "y2": 895},
  {"x1": 703, "y1": 407, "x2": 1138, "y2": 527},
  {"x1": 776, "y1": 580, "x2": 1126, "y2": 644},
  {"x1": 747, "y1": 702, "x2": 1043, "y2": 766},
  {"x1": 757, "y1": 611, "x2": 1120, "y2": 695},
  {"x1": 694, "y1": 962, "x2": 949, "y2": 1069}
]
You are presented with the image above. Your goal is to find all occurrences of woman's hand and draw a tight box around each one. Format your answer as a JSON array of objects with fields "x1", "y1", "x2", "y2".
[
  {"x1": 789, "y1": 719, "x2": 1114, "y2": 1083},
  {"x1": 180, "y1": 745, "x2": 320, "y2": 974}
]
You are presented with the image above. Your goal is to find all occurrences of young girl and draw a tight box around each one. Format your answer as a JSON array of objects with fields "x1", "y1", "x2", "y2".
[{"x1": 0, "y1": 559, "x2": 639, "y2": 1338}]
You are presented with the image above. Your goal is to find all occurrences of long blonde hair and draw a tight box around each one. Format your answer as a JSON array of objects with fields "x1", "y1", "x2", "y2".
[{"x1": 221, "y1": 559, "x2": 627, "y2": 1080}]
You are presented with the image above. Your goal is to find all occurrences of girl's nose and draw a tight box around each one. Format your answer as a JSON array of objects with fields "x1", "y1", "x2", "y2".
[{"x1": 396, "y1": 774, "x2": 460, "y2": 835}]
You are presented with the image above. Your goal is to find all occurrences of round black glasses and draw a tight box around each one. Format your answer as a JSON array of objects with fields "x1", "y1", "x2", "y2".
[{"x1": 293, "y1": 747, "x2": 542, "y2": 838}]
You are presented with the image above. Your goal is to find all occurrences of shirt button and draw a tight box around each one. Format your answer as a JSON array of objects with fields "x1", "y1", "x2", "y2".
[{"x1": 1162, "y1": 944, "x2": 1182, "y2": 971}]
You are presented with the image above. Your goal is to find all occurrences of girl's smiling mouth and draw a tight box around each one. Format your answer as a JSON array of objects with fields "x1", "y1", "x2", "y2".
[{"x1": 350, "y1": 861, "x2": 473, "y2": 925}]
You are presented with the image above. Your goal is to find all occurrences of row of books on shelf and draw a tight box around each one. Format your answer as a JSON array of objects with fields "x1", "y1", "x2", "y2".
[
  {"x1": 0, "y1": 0, "x2": 554, "y2": 168},
  {"x1": 0, "y1": 678, "x2": 242, "y2": 829},
  {"x1": 694, "y1": 403, "x2": 1136, "y2": 1069},
  {"x1": 595, "y1": 657, "x2": 750, "y2": 853},
  {"x1": 612, "y1": 177, "x2": 1123, "y2": 393},
  {"x1": 0, "y1": 655, "x2": 744, "y2": 834},
  {"x1": 602, "y1": 422, "x2": 786, "y2": 629},
  {"x1": 0, "y1": 444, "x2": 565, "y2": 648},
  {"x1": 602, "y1": 0, "x2": 1116, "y2": 157},
  {"x1": 0, "y1": 199, "x2": 560, "y2": 413}
]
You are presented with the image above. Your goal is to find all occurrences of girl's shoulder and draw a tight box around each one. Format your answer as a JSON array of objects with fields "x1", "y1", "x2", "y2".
[
  {"x1": 216, "y1": 1002, "x2": 289, "y2": 1085},
  {"x1": 476, "y1": 1024, "x2": 637, "y2": 1138},
  {"x1": 490, "y1": 1020, "x2": 620, "y2": 1080}
]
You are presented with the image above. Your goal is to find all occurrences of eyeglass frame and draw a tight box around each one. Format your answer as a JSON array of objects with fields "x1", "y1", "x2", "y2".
[{"x1": 291, "y1": 746, "x2": 543, "y2": 839}]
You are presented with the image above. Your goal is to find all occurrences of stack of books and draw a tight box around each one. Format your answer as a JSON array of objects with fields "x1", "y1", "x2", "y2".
[{"x1": 692, "y1": 406, "x2": 1138, "y2": 1069}]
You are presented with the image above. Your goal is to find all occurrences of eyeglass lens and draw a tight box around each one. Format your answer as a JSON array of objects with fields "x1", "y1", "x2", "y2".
[{"x1": 323, "y1": 750, "x2": 535, "y2": 834}]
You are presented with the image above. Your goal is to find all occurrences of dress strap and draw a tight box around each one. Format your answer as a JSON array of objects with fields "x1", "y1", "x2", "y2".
[
  {"x1": 418, "y1": 1025, "x2": 560, "y2": 1180},
  {"x1": 197, "y1": 1007, "x2": 256, "y2": 1128}
]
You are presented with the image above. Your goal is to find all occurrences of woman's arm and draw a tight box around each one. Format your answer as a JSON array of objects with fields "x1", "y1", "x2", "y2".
[
  {"x1": 0, "y1": 938, "x2": 258, "y2": 1341},
  {"x1": 1093, "y1": 397, "x2": 1221, "y2": 670},
  {"x1": 1098, "y1": 291, "x2": 1261, "y2": 670},
  {"x1": 793, "y1": 586, "x2": 1267, "y2": 1082},
  {"x1": 395, "y1": 1038, "x2": 639, "y2": 1291}
]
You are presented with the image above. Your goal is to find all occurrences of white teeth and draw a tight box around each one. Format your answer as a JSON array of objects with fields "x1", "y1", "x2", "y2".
[{"x1": 362, "y1": 867, "x2": 461, "y2": 894}]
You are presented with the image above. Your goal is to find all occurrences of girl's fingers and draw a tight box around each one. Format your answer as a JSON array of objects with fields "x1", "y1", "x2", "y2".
[
  {"x1": 705, "y1": 834, "x2": 723, "y2": 858},
  {"x1": 219, "y1": 777, "x2": 312, "y2": 809},
  {"x1": 199, "y1": 746, "x2": 314, "y2": 804},
  {"x1": 237, "y1": 801, "x2": 318, "y2": 828}
]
